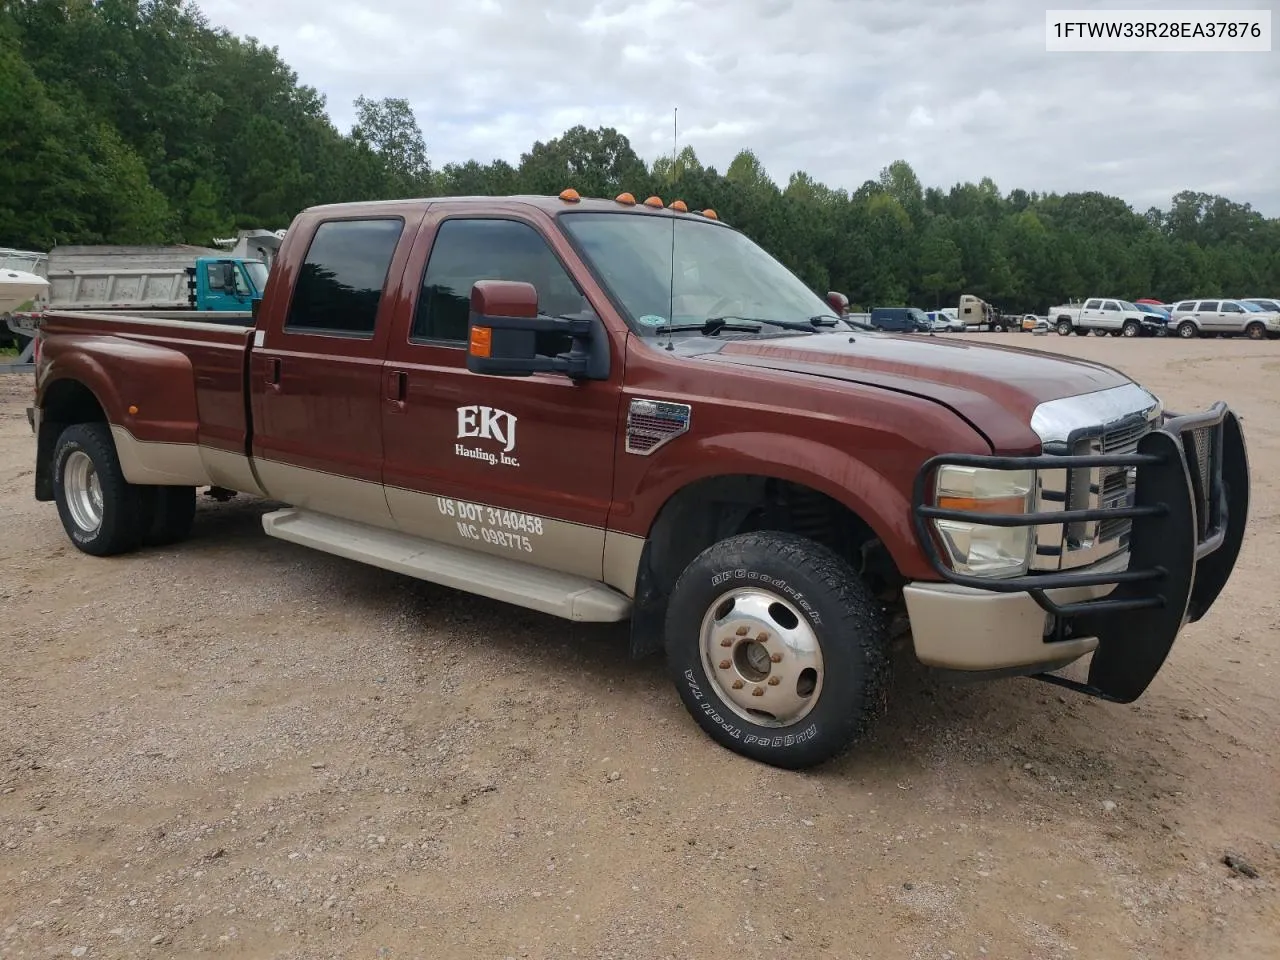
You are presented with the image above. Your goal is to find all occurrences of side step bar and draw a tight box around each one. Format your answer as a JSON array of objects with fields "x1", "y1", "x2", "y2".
[{"x1": 261, "y1": 508, "x2": 632, "y2": 623}]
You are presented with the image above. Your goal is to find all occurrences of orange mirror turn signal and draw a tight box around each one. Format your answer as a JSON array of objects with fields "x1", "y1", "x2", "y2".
[{"x1": 469, "y1": 326, "x2": 493, "y2": 358}]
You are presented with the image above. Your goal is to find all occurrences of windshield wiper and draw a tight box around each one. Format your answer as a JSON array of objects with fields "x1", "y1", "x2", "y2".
[
  {"x1": 707, "y1": 314, "x2": 844, "y2": 333},
  {"x1": 656, "y1": 317, "x2": 764, "y2": 335}
]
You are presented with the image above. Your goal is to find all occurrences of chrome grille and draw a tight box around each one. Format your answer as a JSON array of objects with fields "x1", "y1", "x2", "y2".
[{"x1": 1029, "y1": 382, "x2": 1163, "y2": 572}]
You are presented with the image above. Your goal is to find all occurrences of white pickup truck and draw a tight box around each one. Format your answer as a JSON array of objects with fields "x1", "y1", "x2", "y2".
[{"x1": 1047, "y1": 298, "x2": 1164, "y2": 338}]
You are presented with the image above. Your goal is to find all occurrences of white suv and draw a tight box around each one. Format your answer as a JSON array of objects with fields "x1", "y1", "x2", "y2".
[{"x1": 1167, "y1": 298, "x2": 1280, "y2": 340}]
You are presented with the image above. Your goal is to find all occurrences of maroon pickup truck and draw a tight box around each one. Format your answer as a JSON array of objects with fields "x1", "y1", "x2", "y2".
[{"x1": 27, "y1": 190, "x2": 1250, "y2": 769}]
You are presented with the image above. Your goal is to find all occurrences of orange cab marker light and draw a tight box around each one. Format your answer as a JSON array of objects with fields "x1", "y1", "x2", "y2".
[
  {"x1": 669, "y1": 199, "x2": 688, "y2": 212},
  {"x1": 128, "y1": 404, "x2": 138, "y2": 415},
  {"x1": 700, "y1": 209, "x2": 718, "y2": 220},
  {"x1": 559, "y1": 188, "x2": 581, "y2": 202},
  {"x1": 615, "y1": 192, "x2": 636, "y2": 205},
  {"x1": 643, "y1": 195, "x2": 664, "y2": 208},
  {"x1": 469, "y1": 326, "x2": 493, "y2": 358}
]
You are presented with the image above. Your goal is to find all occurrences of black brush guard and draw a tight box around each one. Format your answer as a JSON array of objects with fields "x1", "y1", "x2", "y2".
[{"x1": 910, "y1": 402, "x2": 1250, "y2": 703}]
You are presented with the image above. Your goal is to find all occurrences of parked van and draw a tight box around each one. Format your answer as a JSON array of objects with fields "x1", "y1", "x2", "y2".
[{"x1": 869, "y1": 306, "x2": 931, "y2": 333}]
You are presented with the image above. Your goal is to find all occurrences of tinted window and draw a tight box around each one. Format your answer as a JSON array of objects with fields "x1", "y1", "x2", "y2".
[
  {"x1": 1175, "y1": 301, "x2": 1196, "y2": 311},
  {"x1": 1221, "y1": 301, "x2": 1243, "y2": 313},
  {"x1": 1102, "y1": 301, "x2": 1120, "y2": 311},
  {"x1": 1199, "y1": 301, "x2": 1219, "y2": 311},
  {"x1": 285, "y1": 218, "x2": 404, "y2": 336},
  {"x1": 1084, "y1": 299, "x2": 1102, "y2": 309},
  {"x1": 413, "y1": 218, "x2": 586, "y2": 356}
]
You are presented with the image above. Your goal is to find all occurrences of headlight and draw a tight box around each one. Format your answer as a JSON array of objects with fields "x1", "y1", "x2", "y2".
[{"x1": 931, "y1": 465, "x2": 1036, "y2": 578}]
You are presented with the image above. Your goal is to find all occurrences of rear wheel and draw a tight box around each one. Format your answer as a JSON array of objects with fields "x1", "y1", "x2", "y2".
[
  {"x1": 1177, "y1": 320, "x2": 1198, "y2": 339},
  {"x1": 140, "y1": 485, "x2": 197, "y2": 546},
  {"x1": 52, "y1": 422, "x2": 146, "y2": 556},
  {"x1": 1245, "y1": 321, "x2": 1266, "y2": 341},
  {"x1": 664, "y1": 531, "x2": 890, "y2": 769}
]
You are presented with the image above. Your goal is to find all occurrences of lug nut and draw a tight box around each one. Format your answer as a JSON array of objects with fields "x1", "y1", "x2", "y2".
[
  {"x1": 720, "y1": 638, "x2": 733, "y2": 647},
  {"x1": 732, "y1": 680, "x2": 744, "y2": 690},
  {"x1": 752, "y1": 687, "x2": 764, "y2": 697},
  {"x1": 719, "y1": 659, "x2": 731, "y2": 670},
  {"x1": 756, "y1": 631, "x2": 769, "y2": 642},
  {"x1": 767, "y1": 676, "x2": 780, "y2": 686},
  {"x1": 770, "y1": 652, "x2": 782, "y2": 663},
  {"x1": 736, "y1": 625, "x2": 750, "y2": 636}
]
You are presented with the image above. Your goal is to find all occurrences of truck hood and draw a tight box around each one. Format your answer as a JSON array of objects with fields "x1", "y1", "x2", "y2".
[{"x1": 698, "y1": 331, "x2": 1133, "y2": 452}]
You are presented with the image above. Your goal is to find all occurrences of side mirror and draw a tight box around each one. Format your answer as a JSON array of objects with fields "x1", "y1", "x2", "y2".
[
  {"x1": 465, "y1": 279, "x2": 609, "y2": 380},
  {"x1": 826, "y1": 290, "x2": 849, "y2": 315}
]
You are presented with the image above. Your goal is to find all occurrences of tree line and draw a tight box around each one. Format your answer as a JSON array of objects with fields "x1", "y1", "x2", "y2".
[{"x1": 3, "y1": 0, "x2": 1277, "y2": 314}]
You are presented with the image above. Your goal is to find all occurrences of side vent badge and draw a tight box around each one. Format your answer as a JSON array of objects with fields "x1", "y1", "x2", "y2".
[{"x1": 626, "y1": 399, "x2": 691, "y2": 455}]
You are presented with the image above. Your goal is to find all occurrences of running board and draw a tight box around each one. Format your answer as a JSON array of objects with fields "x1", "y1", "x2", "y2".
[{"x1": 261, "y1": 508, "x2": 632, "y2": 623}]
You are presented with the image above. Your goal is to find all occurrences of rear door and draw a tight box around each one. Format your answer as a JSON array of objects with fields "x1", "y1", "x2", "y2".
[
  {"x1": 1195, "y1": 300, "x2": 1220, "y2": 333},
  {"x1": 249, "y1": 208, "x2": 424, "y2": 527},
  {"x1": 1080, "y1": 298, "x2": 1104, "y2": 327},
  {"x1": 379, "y1": 207, "x2": 623, "y2": 580}
]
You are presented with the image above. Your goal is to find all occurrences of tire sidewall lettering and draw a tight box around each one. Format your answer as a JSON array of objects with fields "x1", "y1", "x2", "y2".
[{"x1": 709, "y1": 568, "x2": 823, "y2": 626}]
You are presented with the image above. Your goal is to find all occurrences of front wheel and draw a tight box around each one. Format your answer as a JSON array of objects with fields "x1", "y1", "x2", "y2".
[
  {"x1": 664, "y1": 531, "x2": 890, "y2": 769},
  {"x1": 1245, "y1": 321, "x2": 1266, "y2": 341},
  {"x1": 1122, "y1": 321, "x2": 1140, "y2": 337},
  {"x1": 1056, "y1": 319, "x2": 1072, "y2": 336},
  {"x1": 1177, "y1": 320, "x2": 1198, "y2": 339}
]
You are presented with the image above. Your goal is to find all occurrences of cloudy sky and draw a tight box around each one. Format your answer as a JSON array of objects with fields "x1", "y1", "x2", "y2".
[{"x1": 193, "y1": 0, "x2": 1280, "y2": 215}]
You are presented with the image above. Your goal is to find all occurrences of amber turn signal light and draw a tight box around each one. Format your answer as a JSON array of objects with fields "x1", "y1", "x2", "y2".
[
  {"x1": 669, "y1": 200, "x2": 688, "y2": 212},
  {"x1": 559, "y1": 188, "x2": 581, "y2": 202},
  {"x1": 643, "y1": 195, "x2": 664, "y2": 208},
  {"x1": 700, "y1": 209, "x2": 718, "y2": 220},
  {"x1": 469, "y1": 326, "x2": 492, "y2": 358},
  {"x1": 936, "y1": 495, "x2": 1027, "y2": 515},
  {"x1": 615, "y1": 192, "x2": 636, "y2": 205}
]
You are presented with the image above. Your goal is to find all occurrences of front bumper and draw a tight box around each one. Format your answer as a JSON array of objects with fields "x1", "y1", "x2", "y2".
[{"x1": 908, "y1": 402, "x2": 1249, "y2": 702}]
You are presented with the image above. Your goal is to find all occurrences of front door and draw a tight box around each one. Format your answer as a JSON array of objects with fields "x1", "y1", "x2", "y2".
[
  {"x1": 250, "y1": 211, "x2": 422, "y2": 527},
  {"x1": 380, "y1": 209, "x2": 623, "y2": 581},
  {"x1": 1218, "y1": 300, "x2": 1247, "y2": 333}
]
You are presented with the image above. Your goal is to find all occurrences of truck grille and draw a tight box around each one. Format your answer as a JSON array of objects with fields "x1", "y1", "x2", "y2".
[
  {"x1": 1095, "y1": 418, "x2": 1152, "y2": 544},
  {"x1": 1029, "y1": 383, "x2": 1163, "y2": 573}
]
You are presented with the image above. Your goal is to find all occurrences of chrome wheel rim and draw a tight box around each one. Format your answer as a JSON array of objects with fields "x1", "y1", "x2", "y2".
[
  {"x1": 699, "y1": 587, "x2": 824, "y2": 727},
  {"x1": 63, "y1": 450, "x2": 103, "y2": 534}
]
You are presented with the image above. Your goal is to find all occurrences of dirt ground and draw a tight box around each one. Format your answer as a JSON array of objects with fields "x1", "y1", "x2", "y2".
[{"x1": 2, "y1": 332, "x2": 1277, "y2": 960}]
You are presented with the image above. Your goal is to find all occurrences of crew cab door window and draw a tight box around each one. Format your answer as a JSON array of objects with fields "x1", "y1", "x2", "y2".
[
  {"x1": 285, "y1": 218, "x2": 404, "y2": 337},
  {"x1": 1084, "y1": 299, "x2": 1102, "y2": 310},
  {"x1": 380, "y1": 212, "x2": 621, "y2": 583},
  {"x1": 411, "y1": 218, "x2": 586, "y2": 356},
  {"x1": 1221, "y1": 302, "x2": 1243, "y2": 313},
  {"x1": 1101, "y1": 301, "x2": 1120, "y2": 311}
]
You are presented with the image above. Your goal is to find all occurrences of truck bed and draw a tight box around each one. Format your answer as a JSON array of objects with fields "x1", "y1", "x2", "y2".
[{"x1": 37, "y1": 309, "x2": 259, "y2": 492}]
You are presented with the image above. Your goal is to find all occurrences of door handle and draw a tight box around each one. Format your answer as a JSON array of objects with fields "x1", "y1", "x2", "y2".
[
  {"x1": 268, "y1": 357, "x2": 281, "y2": 385},
  {"x1": 387, "y1": 370, "x2": 407, "y2": 402}
]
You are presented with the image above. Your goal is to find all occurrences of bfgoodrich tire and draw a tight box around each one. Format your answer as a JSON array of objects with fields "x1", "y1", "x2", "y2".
[
  {"x1": 664, "y1": 531, "x2": 890, "y2": 769},
  {"x1": 51, "y1": 422, "x2": 145, "y2": 556}
]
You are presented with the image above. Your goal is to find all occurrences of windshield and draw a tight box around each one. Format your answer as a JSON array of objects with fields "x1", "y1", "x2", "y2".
[
  {"x1": 559, "y1": 212, "x2": 842, "y2": 334},
  {"x1": 244, "y1": 260, "x2": 269, "y2": 294}
]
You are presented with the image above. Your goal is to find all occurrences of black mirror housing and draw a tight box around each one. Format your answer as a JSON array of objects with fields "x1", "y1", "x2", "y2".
[{"x1": 464, "y1": 279, "x2": 609, "y2": 381}]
